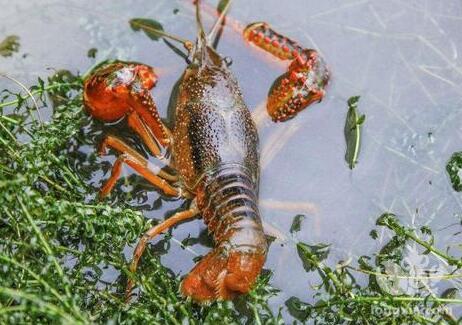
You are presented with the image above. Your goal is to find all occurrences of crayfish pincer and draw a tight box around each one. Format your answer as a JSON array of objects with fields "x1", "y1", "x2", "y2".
[
  {"x1": 83, "y1": 0, "x2": 267, "y2": 303},
  {"x1": 244, "y1": 22, "x2": 329, "y2": 122}
]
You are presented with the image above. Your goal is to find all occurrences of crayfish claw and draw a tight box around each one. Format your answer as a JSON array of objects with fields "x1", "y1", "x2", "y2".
[{"x1": 267, "y1": 50, "x2": 329, "y2": 122}]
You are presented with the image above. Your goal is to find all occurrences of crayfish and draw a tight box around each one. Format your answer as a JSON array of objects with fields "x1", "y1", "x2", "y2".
[{"x1": 83, "y1": 0, "x2": 329, "y2": 303}]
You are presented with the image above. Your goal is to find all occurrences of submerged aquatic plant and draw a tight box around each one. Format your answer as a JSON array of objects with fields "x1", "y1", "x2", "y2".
[
  {"x1": 0, "y1": 71, "x2": 460, "y2": 324},
  {"x1": 446, "y1": 151, "x2": 462, "y2": 192},
  {"x1": 286, "y1": 213, "x2": 461, "y2": 324},
  {"x1": 0, "y1": 74, "x2": 282, "y2": 324},
  {"x1": 344, "y1": 96, "x2": 365, "y2": 170},
  {"x1": 0, "y1": 35, "x2": 20, "y2": 57}
]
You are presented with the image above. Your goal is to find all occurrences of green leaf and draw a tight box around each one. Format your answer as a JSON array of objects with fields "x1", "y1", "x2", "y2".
[
  {"x1": 446, "y1": 151, "x2": 462, "y2": 191},
  {"x1": 419, "y1": 225, "x2": 434, "y2": 254},
  {"x1": 285, "y1": 296, "x2": 312, "y2": 322},
  {"x1": 47, "y1": 70, "x2": 79, "y2": 107},
  {"x1": 0, "y1": 35, "x2": 20, "y2": 57},
  {"x1": 87, "y1": 48, "x2": 97, "y2": 58},
  {"x1": 376, "y1": 213, "x2": 399, "y2": 228},
  {"x1": 369, "y1": 229, "x2": 378, "y2": 240},
  {"x1": 296, "y1": 242, "x2": 330, "y2": 272},
  {"x1": 357, "y1": 114, "x2": 366, "y2": 125},
  {"x1": 217, "y1": 0, "x2": 231, "y2": 13},
  {"x1": 129, "y1": 18, "x2": 164, "y2": 41},
  {"x1": 441, "y1": 288, "x2": 458, "y2": 299},
  {"x1": 344, "y1": 95, "x2": 364, "y2": 169},
  {"x1": 290, "y1": 214, "x2": 305, "y2": 234},
  {"x1": 420, "y1": 225, "x2": 432, "y2": 235},
  {"x1": 357, "y1": 255, "x2": 373, "y2": 271},
  {"x1": 347, "y1": 95, "x2": 360, "y2": 108}
]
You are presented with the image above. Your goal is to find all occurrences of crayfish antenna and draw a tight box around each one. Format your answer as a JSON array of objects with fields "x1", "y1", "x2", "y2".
[
  {"x1": 207, "y1": 0, "x2": 233, "y2": 46},
  {"x1": 194, "y1": 0, "x2": 207, "y2": 41},
  {"x1": 192, "y1": 0, "x2": 211, "y2": 64}
]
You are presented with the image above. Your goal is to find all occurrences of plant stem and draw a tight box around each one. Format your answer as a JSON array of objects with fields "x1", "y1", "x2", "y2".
[
  {"x1": 297, "y1": 243, "x2": 345, "y2": 293},
  {"x1": 378, "y1": 213, "x2": 462, "y2": 268},
  {"x1": 130, "y1": 20, "x2": 193, "y2": 53},
  {"x1": 0, "y1": 115, "x2": 20, "y2": 124},
  {"x1": 405, "y1": 229, "x2": 462, "y2": 268},
  {"x1": 0, "y1": 287, "x2": 85, "y2": 324},
  {"x1": 0, "y1": 81, "x2": 81, "y2": 110},
  {"x1": 0, "y1": 255, "x2": 69, "y2": 309},
  {"x1": 39, "y1": 175, "x2": 70, "y2": 194},
  {"x1": 347, "y1": 265, "x2": 462, "y2": 280},
  {"x1": 17, "y1": 199, "x2": 65, "y2": 279},
  {"x1": 312, "y1": 295, "x2": 462, "y2": 308}
]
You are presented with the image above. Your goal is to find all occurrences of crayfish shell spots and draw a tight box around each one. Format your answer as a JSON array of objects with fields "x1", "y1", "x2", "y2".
[
  {"x1": 267, "y1": 50, "x2": 329, "y2": 122},
  {"x1": 244, "y1": 22, "x2": 295, "y2": 61},
  {"x1": 83, "y1": 61, "x2": 158, "y2": 122}
]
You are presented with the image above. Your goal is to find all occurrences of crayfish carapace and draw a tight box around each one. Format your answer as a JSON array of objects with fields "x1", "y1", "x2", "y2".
[{"x1": 83, "y1": 0, "x2": 328, "y2": 303}]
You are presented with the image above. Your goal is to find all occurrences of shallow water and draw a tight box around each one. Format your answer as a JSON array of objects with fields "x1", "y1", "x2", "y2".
[{"x1": 1, "y1": 0, "x2": 462, "y2": 321}]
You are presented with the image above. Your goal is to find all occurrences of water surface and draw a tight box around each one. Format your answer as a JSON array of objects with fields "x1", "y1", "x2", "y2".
[{"x1": 1, "y1": 0, "x2": 461, "y2": 320}]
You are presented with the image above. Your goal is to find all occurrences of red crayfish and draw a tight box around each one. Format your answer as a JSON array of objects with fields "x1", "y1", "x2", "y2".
[{"x1": 83, "y1": 0, "x2": 329, "y2": 303}]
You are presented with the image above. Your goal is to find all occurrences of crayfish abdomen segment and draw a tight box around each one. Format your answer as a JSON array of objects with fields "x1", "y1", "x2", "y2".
[
  {"x1": 199, "y1": 164, "x2": 265, "y2": 246},
  {"x1": 181, "y1": 164, "x2": 267, "y2": 302}
]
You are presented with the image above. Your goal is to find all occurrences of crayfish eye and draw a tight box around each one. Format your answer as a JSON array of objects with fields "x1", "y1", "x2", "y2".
[{"x1": 83, "y1": 61, "x2": 158, "y2": 122}]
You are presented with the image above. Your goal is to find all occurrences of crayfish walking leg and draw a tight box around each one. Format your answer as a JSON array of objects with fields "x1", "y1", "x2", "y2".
[
  {"x1": 98, "y1": 135, "x2": 179, "y2": 198},
  {"x1": 125, "y1": 205, "x2": 200, "y2": 302}
]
